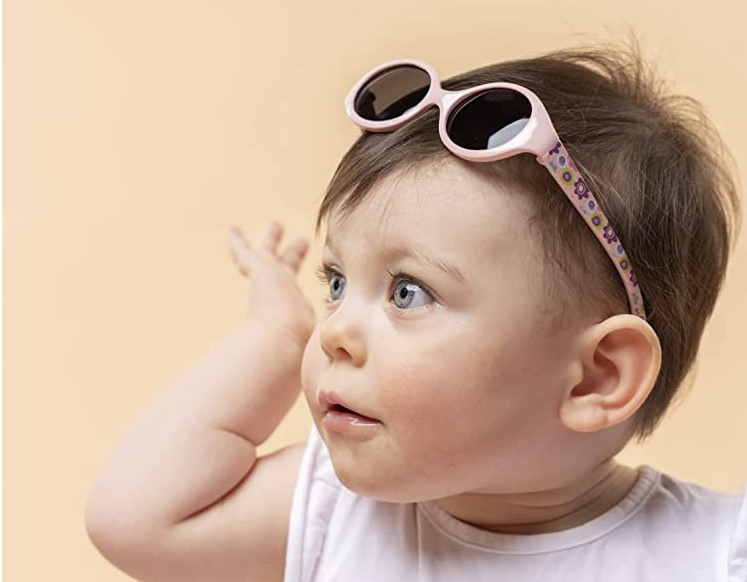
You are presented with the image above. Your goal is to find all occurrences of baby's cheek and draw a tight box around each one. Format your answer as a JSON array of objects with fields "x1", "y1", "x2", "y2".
[
  {"x1": 381, "y1": 364, "x2": 466, "y2": 424},
  {"x1": 378, "y1": 342, "x2": 479, "y2": 443},
  {"x1": 384, "y1": 323, "x2": 490, "y2": 403}
]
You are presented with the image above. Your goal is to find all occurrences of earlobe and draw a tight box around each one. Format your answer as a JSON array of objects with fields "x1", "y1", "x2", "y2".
[{"x1": 559, "y1": 314, "x2": 662, "y2": 434}]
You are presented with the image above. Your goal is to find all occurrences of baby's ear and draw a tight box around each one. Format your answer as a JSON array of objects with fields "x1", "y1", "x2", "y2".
[{"x1": 559, "y1": 314, "x2": 662, "y2": 433}]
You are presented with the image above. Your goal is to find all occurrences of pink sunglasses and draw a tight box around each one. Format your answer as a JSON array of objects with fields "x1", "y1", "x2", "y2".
[{"x1": 344, "y1": 58, "x2": 646, "y2": 320}]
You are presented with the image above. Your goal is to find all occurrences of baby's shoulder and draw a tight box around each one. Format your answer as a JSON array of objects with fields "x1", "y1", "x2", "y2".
[
  {"x1": 639, "y1": 468, "x2": 747, "y2": 572},
  {"x1": 657, "y1": 471, "x2": 745, "y2": 512}
]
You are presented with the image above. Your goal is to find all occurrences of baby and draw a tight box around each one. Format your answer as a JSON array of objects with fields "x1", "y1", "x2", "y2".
[{"x1": 85, "y1": 36, "x2": 746, "y2": 582}]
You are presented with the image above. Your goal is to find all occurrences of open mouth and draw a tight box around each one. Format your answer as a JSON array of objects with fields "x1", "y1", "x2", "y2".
[
  {"x1": 330, "y1": 403, "x2": 358, "y2": 414},
  {"x1": 327, "y1": 403, "x2": 380, "y2": 423}
]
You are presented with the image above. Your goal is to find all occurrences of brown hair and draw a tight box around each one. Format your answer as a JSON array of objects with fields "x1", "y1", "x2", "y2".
[{"x1": 313, "y1": 33, "x2": 742, "y2": 444}]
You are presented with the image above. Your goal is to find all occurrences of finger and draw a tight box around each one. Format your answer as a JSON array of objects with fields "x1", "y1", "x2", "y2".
[
  {"x1": 253, "y1": 220, "x2": 284, "y2": 256},
  {"x1": 228, "y1": 226, "x2": 257, "y2": 276},
  {"x1": 280, "y1": 237, "x2": 309, "y2": 275}
]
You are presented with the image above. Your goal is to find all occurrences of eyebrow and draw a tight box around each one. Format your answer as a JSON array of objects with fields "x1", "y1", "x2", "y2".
[{"x1": 324, "y1": 237, "x2": 467, "y2": 284}]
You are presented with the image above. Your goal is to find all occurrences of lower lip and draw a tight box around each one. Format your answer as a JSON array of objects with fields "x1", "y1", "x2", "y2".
[{"x1": 323, "y1": 410, "x2": 382, "y2": 433}]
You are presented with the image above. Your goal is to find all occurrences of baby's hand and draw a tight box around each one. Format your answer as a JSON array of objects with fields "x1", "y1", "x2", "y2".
[{"x1": 228, "y1": 220, "x2": 316, "y2": 348}]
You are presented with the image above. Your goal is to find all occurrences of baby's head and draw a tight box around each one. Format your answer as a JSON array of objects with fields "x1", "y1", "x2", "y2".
[{"x1": 300, "y1": 36, "x2": 741, "y2": 503}]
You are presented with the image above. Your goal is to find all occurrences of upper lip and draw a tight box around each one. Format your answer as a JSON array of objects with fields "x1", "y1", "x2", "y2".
[{"x1": 320, "y1": 390, "x2": 380, "y2": 421}]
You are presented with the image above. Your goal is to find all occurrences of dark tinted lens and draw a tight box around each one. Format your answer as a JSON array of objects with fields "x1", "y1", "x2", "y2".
[
  {"x1": 354, "y1": 65, "x2": 431, "y2": 121},
  {"x1": 446, "y1": 89, "x2": 532, "y2": 150}
]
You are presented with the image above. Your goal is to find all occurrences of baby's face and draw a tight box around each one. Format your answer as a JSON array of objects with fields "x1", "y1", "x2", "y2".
[{"x1": 301, "y1": 157, "x2": 585, "y2": 503}]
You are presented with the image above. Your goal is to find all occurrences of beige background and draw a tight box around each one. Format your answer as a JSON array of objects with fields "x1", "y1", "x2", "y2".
[{"x1": 4, "y1": 0, "x2": 746, "y2": 580}]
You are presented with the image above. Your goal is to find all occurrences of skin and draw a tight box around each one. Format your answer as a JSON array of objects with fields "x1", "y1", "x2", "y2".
[{"x1": 300, "y1": 156, "x2": 662, "y2": 535}]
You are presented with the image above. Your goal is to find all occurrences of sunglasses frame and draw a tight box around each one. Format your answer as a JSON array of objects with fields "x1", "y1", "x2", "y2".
[{"x1": 344, "y1": 58, "x2": 646, "y2": 320}]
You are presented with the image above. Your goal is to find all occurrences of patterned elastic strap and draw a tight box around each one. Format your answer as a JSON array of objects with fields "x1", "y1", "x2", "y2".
[{"x1": 538, "y1": 140, "x2": 646, "y2": 320}]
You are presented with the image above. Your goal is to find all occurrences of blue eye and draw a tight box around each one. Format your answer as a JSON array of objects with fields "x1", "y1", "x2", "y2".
[
  {"x1": 390, "y1": 276, "x2": 432, "y2": 309},
  {"x1": 315, "y1": 264, "x2": 347, "y2": 302},
  {"x1": 314, "y1": 263, "x2": 435, "y2": 311}
]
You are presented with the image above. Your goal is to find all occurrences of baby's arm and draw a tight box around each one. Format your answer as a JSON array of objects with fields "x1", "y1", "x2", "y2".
[{"x1": 84, "y1": 222, "x2": 315, "y2": 582}]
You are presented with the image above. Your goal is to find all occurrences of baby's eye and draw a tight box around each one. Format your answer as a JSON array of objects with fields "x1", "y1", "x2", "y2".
[
  {"x1": 390, "y1": 276, "x2": 433, "y2": 310},
  {"x1": 315, "y1": 264, "x2": 347, "y2": 302},
  {"x1": 314, "y1": 263, "x2": 435, "y2": 311}
]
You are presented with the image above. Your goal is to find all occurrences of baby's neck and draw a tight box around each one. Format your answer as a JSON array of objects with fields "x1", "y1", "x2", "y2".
[{"x1": 434, "y1": 461, "x2": 641, "y2": 535}]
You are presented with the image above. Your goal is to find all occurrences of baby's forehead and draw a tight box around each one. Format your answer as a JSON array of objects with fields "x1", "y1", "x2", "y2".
[{"x1": 325, "y1": 161, "x2": 533, "y2": 261}]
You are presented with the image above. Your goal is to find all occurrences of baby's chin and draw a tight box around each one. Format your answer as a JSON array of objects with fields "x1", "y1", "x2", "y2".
[
  {"x1": 336, "y1": 475, "x2": 438, "y2": 504},
  {"x1": 324, "y1": 445, "x2": 458, "y2": 504}
]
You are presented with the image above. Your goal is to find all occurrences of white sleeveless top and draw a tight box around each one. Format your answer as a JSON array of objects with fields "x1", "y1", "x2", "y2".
[{"x1": 283, "y1": 424, "x2": 747, "y2": 582}]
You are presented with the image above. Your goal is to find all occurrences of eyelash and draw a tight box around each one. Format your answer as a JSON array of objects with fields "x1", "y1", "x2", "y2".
[{"x1": 314, "y1": 262, "x2": 437, "y2": 312}]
